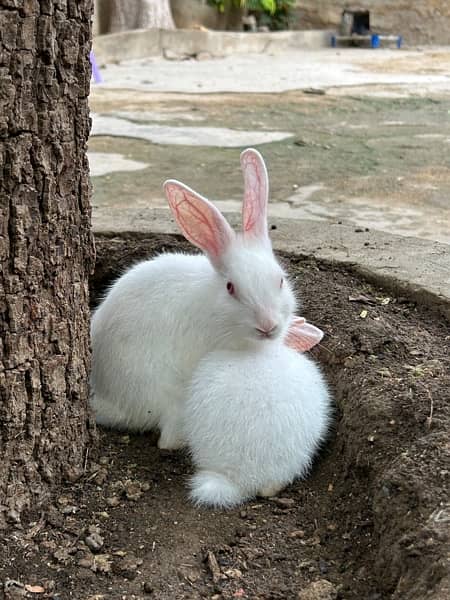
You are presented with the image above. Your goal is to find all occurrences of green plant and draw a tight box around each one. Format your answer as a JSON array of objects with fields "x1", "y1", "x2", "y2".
[
  {"x1": 245, "y1": 0, "x2": 278, "y2": 12},
  {"x1": 207, "y1": 0, "x2": 294, "y2": 30},
  {"x1": 255, "y1": 0, "x2": 295, "y2": 30},
  {"x1": 208, "y1": 1, "x2": 276, "y2": 15}
]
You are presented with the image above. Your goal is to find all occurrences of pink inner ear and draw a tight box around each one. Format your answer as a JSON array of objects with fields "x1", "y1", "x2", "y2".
[
  {"x1": 285, "y1": 317, "x2": 324, "y2": 352},
  {"x1": 164, "y1": 181, "x2": 234, "y2": 259},
  {"x1": 241, "y1": 149, "x2": 269, "y2": 240}
]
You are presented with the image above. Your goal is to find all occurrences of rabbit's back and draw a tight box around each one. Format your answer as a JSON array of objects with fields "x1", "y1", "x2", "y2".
[{"x1": 90, "y1": 252, "x2": 215, "y2": 430}]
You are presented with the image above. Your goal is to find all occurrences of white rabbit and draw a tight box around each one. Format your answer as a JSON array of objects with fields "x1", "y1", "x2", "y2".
[
  {"x1": 184, "y1": 343, "x2": 331, "y2": 508},
  {"x1": 90, "y1": 148, "x2": 324, "y2": 451}
]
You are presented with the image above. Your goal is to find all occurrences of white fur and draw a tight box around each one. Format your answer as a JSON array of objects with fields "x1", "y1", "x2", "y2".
[
  {"x1": 90, "y1": 237, "x2": 296, "y2": 446},
  {"x1": 185, "y1": 344, "x2": 331, "y2": 507},
  {"x1": 89, "y1": 147, "x2": 329, "y2": 484}
]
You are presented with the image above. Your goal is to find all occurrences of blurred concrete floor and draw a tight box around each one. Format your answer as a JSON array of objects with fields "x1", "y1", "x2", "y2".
[{"x1": 89, "y1": 47, "x2": 450, "y2": 244}]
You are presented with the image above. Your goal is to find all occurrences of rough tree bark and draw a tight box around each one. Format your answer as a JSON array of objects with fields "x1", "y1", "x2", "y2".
[{"x1": 0, "y1": 0, "x2": 95, "y2": 524}]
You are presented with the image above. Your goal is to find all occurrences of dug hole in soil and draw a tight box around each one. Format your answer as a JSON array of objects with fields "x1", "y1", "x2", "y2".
[{"x1": 2, "y1": 234, "x2": 449, "y2": 600}]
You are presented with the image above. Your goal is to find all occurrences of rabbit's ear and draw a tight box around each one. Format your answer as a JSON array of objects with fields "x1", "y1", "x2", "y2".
[
  {"x1": 240, "y1": 148, "x2": 269, "y2": 243},
  {"x1": 285, "y1": 317, "x2": 324, "y2": 352},
  {"x1": 164, "y1": 180, "x2": 235, "y2": 264}
]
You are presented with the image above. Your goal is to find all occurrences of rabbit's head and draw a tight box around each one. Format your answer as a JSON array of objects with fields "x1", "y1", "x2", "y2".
[{"x1": 163, "y1": 149, "x2": 297, "y2": 346}]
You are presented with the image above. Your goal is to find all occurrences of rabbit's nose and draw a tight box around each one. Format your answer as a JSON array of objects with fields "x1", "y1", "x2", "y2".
[{"x1": 256, "y1": 322, "x2": 278, "y2": 338}]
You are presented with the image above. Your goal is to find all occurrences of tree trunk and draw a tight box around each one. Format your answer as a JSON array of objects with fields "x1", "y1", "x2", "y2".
[
  {"x1": 107, "y1": 0, "x2": 175, "y2": 33},
  {"x1": 0, "y1": 0, "x2": 95, "y2": 525}
]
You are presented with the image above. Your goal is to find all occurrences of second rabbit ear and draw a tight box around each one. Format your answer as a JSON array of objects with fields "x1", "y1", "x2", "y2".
[
  {"x1": 240, "y1": 148, "x2": 269, "y2": 243},
  {"x1": 285, "y1": 317, "x2": 324, "y2": 353},
  {"x1": 164, "y1": 180, "x2": 235, "y2": 266}
]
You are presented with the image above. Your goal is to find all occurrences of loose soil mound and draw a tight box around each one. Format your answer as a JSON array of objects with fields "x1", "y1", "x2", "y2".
[{"x1": 1, "y1": 235, "x2": 448, "y2": 600}]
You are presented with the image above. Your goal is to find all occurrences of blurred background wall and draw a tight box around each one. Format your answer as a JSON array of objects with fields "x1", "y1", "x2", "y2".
[
  {"x1": 93, "y1": 0, "x2": 450, "y2": 45},
  {"x1": 292, "y1": 1, "x2": 450, "y2": 45}
]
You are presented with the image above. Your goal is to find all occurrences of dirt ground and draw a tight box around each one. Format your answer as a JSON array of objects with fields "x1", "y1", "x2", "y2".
[
  {"x1": 89, "y1": 91, "x2": 450, "y2": 244},
  {"x1": 1, "y1": 235, "x2": 448, "y2": 600}
]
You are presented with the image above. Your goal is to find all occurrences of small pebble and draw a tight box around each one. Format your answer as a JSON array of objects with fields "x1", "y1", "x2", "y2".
[
  {"x1": 289, "y1": 529, "x2": 305, "y2": 538},
  {"x1": 106, "y1": 496, "x2": 120, "y2": 507},
  {"x1": 85, "y1": 532, "x2": 104, "y2": 553},
  {"x1": 143, "y1": 582, "x2": 154, "y2": 594}
]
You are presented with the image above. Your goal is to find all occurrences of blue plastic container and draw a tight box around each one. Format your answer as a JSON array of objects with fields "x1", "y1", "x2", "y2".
[{"x1": 371, "y1": 34, "x2": 380, "y2": 48}]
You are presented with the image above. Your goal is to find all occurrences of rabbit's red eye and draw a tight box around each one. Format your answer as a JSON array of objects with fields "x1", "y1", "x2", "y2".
[
  {"x1": 280, "y1": 277, "x2": 284, "y2": 288},
  {"x1": 226, "y1": 281, "x2": 235, "y2": 295}
]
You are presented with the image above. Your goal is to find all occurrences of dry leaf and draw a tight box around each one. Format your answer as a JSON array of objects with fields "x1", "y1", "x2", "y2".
[{"x1": 24, "y1": 585, "x2": 45, "y2": 594}]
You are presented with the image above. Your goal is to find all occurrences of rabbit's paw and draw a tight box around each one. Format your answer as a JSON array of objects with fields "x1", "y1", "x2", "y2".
[
  {"x1": 157, "y1": 434, "x2": 184, "y2": 451},
  {"x1": 189, "y1": 471, "x2": 243, "y2": 508},
  {"x1": 157, "y1": 421, "x2": 184, "y2": 450},
  {"x1": 258, "y1": 483, "x2": 285, "y2": 498}
]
